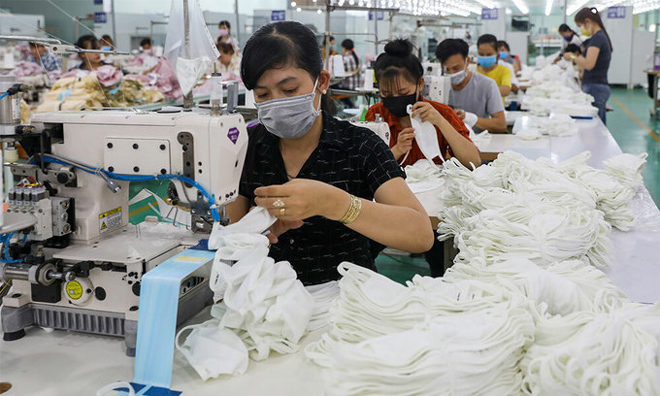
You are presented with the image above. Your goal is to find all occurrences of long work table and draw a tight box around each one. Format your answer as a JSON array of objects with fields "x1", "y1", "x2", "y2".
[{"x1": 2, "y1": 114, "x2": 659, "y2": 396}]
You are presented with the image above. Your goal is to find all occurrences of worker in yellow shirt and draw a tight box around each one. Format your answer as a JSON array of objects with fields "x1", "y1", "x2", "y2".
[{"x1": 475, "y1": 34, "x2": 511, "y2": 100}]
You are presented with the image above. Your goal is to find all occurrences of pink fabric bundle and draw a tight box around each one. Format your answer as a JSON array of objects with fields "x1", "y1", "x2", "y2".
[
  {"x1": 10, "y1": 61, "x2": 46, "y2": 78},
  {"x1": 125, "y1": 58, "x2": 182, "y2": 101},
  {"x1": 96, "y1": 65, "x2": 124, "y2": 87},
  {"x1": 15, "y1": 44, "x2": 31, "y2": 61}
]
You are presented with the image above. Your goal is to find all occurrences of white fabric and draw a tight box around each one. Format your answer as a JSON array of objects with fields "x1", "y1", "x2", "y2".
[
  {"x1": 463, "y1": 111, "x2": 478, "y2": 127},
  {"x1": 307, "y1": 263, "x2": 535, "y2": 395},
  {"x1": 404, "y1": 160, "x2": 444, "y2": 194},
  {"x1": 515, "y1": 114, "x2": 578, "y2": 139},
  {"x1": 177, "y1": 207, "x2": 322, "y2": 380},
  {"x1": 407, "y1": 104, "x2": 443, "y2": 162},
  {"x1": 521, "y1": 303, "x2": 660, "y2": 396},
  {"x1": 208, "y1": 206, "x2": 277, "y2": 249},
  {"x1": 436, "y1": 151, "x2": 646, "y2": 267},
  {"x1": 306, "y1": 281, "x2": 340, "y2": 331},
  {"x1": 175, "y1": 320, "x2": 249, "y2": 380}
]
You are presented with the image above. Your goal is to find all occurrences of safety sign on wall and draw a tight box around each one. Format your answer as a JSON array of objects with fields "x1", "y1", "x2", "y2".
[
  {"x1": 94, "y1": 12, "x2": 107, "y2": 24},
  {"x1": 607, "y1": 6, "x2": 625, "y2": 19},
  {"x1": 271, "y1": 10, "x2": 286, "y2": 21},
  {"x1": 481, "y1": 8, "x2": 498, "y2": 20}
]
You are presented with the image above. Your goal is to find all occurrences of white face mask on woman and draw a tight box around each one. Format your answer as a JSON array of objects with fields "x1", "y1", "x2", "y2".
[{"x1": 254, "y1": 78, "x2": 321, "y2": 140}]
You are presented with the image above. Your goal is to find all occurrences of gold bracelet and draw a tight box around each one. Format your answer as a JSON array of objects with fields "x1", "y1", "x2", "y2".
[{"x1": 339, "y1": 194, "x2": 362, "y2": 224}]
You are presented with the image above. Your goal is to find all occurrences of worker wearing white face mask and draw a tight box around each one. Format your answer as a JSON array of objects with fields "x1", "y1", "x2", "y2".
[
  {"x1": 436, "y1": 38, "x2": 507, "y2": 133},
  {"x1": 226, "y1": 21, "x2": 434, "y2": 286}
]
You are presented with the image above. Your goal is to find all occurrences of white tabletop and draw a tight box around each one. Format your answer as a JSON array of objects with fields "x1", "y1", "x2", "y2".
[
  {"x1": 2, "y1": 115, "x2": 659, "y2": 396},
  {"x1": 0, "y1": 306, "x2": 325, "y2": 396}
]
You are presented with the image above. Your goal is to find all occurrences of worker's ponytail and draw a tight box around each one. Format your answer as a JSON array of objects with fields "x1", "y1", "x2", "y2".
[{"x1": 575, "y1": 7, "x2": 613, "y2": 52}]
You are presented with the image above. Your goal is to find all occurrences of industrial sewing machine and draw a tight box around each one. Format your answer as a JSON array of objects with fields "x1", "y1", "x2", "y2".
[{"x1": 0, "y1": 85, "x2": 248, "y2": 355}]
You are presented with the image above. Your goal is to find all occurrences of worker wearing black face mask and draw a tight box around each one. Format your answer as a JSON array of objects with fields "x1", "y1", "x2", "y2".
[{"x1": 365, "y1": 39, "x2": 480, "y2": 169}]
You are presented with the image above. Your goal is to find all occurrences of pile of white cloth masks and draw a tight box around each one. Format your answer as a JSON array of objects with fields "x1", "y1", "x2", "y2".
[
  {"x1": 522, "y1": 80, "x2": 597, "y2": 117},
  {"x1": 305, "y1": 150, "x2": 660, "y2": 395},
  {"x1": 515, "y1": 113, "x2": 578, "y2": 140},
  {"x1": 404, "y1": 159, "x2": 444, "y2": 194},
  {"x1": 176, "y1": 208, "x2": 338, "y2": 381}
]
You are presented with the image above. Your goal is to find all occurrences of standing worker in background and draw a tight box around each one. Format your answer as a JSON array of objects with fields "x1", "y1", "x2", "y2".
[
  {"x1": 335, "y1": 39, "x2": 361, "y2": 107},
  {"x1": 218, "y1": 20, "x2": 240, "y2": 53},
  {"x1": 436, "y1": 38, "x2": 507, "y2": 134},
  {"x1": 229, "y1": 21, "x2": 434, "y2": 285},
  {"x1": 565, "y1": 7, "x2": 612, "y2": 124},
  {"x1": 476, "y1": 34, "x2": 512, "y2": 100},
  {"x1": 27, "y1": 42, "x2": 62, "y2": 72}
]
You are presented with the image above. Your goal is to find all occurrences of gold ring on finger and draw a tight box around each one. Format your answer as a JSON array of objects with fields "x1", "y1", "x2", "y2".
[
  {"x1": 279, "y1": 208, "x2": 286, "y2": 216},
  {"x1": 273, "y1": 198, "x2": 286, "y2": 208}
]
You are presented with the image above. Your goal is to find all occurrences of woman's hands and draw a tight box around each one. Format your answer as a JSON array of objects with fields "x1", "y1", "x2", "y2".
[
  {"x1": 255, "y1": 179, "x2": 349, "y2": 223},
  {"x1": 411, "y1": 101, "x2": 447, "y2": 127},
  {"x1": 391, "y1": 127, "x2": 415, "y2": 159}
]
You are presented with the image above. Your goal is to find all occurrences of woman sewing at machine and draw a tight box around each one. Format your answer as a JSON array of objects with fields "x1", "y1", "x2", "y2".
[{"x1": 226, "y1": 21, "x2": 434, "y2": 286}]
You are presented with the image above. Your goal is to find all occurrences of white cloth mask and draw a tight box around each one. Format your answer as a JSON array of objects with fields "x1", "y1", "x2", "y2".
[
  {"x1": 447, "y1": 68, "x2": 467, "y2": 85},
  {"x1": 407, "y1": 104, "x2": 443, "y2": 162},
  {"x1": 175, "y1": 319, "x2": 249, "y2": 381},
  {"x1": 255, "y1": 78, "x2": 321, "y2": 139}
]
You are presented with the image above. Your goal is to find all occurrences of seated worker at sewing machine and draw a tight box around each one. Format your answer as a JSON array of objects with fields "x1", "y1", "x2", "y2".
[
  {"x1": 227, "y1": 21, "x2": 434, "y2": 286},
  {"x1": 72, "y1": 35, "x2": 113, "y2": 71},
  {"x1": 435, "y1": 38, "x2": 507, "y2": 133},
  {"x1": 364, "y1": 39, "x2": 480, "y2": 168},
  {"x1": 27, "y1": 42, "x2": 62, "y2": 72}
]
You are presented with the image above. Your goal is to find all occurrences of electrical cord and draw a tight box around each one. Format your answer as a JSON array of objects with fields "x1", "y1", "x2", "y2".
[
  {"x1": 0, "y1": 233, "x2": 22, "y2": 264},
  {"x1": 39, "y1": 154, "x2": 221, "y2": 222},
  {"x1": 0, "y1": 92, "x2": 9, "y2": 101}
]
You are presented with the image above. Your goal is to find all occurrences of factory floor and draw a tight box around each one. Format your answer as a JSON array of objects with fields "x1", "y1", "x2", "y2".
[{"x1": 376, "y1": 87, "x2": 660, "y2": 284}]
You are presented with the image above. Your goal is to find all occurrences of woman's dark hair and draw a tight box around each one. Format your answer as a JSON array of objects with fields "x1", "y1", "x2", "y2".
[
  {"x1": 558, "y1": 23, "x2": 574, "y2": 34},
  {"x1": 341, "y1": 39, "x2": 359, "y2": 66},
  {"x1": 497, "y1": 40, "x2": 510, "y2": 52},
  {"x1": 374, "y1": 39, "x2": 423, "y2": 94},
  {"x1": 565, "y1": 43, "x2": 581, "y2": 54},
  {"x1": 140, "y1": 37, "x2": 152, "y2": 47},
  {"x1": 219, "y1": 20, "x2": 231, "y2": 30},
  {"x1": 477, "y1": 34, "x2": 498, "y2": 51},
  {"x1": 435, "y1": 38, "x2": 469, "y2": 63},
  {"x1": 322, "y1": 35, "x2": 335, "y2": 46},
  {"x1": 217, "y1": 42, "x2": 235, "y2": 54},
  {"x1": 76, "y1": 35, "x2": 98, "y2": 50},
  {"x1": 241, "y1": 21, "x2": 334, "y2": 114},
  {"x1": 575, "y1": 7, "x2": 612, "y2": 51}
]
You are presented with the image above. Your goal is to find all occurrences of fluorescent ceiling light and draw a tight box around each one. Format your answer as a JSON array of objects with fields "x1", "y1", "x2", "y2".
[
  {"x1": 511, "y1": 0, "x2": 529, "y2": 13},
  {"x1": 634, "y1": 0, "x2": 660, "y2": 14},
  {"x1": 473, "y1": 0, "x2": 496, "y2": 8},
  {"x1": 567, "y1": 0, "x2": 590, "y2": 15},
  {"x1": 545, "y1": 0, "x2": 554, "y2": 15}
]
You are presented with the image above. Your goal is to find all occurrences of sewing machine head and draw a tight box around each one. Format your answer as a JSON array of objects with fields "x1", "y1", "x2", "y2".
[
  {"x1": 0, "y1": 109, "x2": 248, "y2": 353},
  {"x1": 11, "y1": 109, "x2": 248, "y2": 240}
]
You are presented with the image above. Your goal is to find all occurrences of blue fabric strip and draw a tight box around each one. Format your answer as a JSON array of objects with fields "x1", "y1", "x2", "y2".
[{"x1": 132, "y1": 249, "x2": 215, "y2": 389}]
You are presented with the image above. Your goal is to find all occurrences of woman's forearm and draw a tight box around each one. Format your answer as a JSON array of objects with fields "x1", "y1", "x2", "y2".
[
  {"x1": 436, "y1": 118, "x2": 481, "y2": 167},
  {"x1": 323, "y1": 185, "x2": 434, "y2": 253}
]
